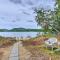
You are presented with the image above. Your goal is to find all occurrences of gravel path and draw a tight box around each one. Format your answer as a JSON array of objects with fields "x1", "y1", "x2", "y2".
[{"x1": 9, "y1": 42, "x2": 19, "y2": 60}]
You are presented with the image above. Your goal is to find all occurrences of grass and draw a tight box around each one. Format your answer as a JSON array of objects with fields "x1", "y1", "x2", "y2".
[
  {"x1": 21, "y1": 34, "x2": 60, "y2": 60},
  {"x1": 22, "y1": 45, "x2": 60, "y2": 60},
  {"x1": 0, "y1": 36, "x2": 17, "y2": 60},
  {"x1": 0, "y1": 36, "x2": 17, "y2": 47}
]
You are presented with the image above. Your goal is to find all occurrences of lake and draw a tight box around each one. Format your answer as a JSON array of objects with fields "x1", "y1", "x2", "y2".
[{"x1": 0, "y1": 32, "x2": 40, "y2": 38}]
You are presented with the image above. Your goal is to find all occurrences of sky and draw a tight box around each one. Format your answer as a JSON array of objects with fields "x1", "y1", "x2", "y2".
[{"x1": 0, "y1": 0, "x2": 55, "y2": 29}]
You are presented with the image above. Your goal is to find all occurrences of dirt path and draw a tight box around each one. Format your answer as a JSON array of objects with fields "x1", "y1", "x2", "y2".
[
  {"x1": 8, "y1": 42, "x2": 19, "y2": 60},
  {"x1": 0, "y1": 41, "x2": 50, "y2": 60},
  {"x1": 19, "y1": 41, "x2": 31, "y2": 60},
  {"x1": 7, "y1": 41, "x2": 31, "y2": 60}
]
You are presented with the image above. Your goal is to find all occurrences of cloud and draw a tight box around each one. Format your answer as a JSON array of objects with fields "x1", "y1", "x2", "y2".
[{"x1": 0, "y1": 0, "x2": 55, "y2": 29}]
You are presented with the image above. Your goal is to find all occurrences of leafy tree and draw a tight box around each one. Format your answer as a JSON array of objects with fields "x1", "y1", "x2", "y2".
[
  {"x1": 53, "y1": 0, "x2": 60, "y2": 32},
  {"x1": 35, "y1": 8, "x2": 53, "y2": 33},
  {"x1": 35, "y1": 0, "x2": 60, "y2": 34}
]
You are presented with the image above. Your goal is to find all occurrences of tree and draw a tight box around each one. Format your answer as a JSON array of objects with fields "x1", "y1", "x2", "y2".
[
  {"x1": 35, "y1": 0, "x2": 60, "y2": 34},
  {"x1": 35, "y1": 8, "x2": 53, "y2": 33},
  {"x1": 53, "y1": 0, "x2": 60, "y2": 32}
]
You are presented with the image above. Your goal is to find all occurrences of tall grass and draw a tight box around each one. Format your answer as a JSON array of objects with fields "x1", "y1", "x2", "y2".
[{"x1": 0, "y1": 36, "x2": 17, "y2": 47}]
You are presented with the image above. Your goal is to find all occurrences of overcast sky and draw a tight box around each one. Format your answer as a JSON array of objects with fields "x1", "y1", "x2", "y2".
[{"x1": 0, "y1": 0, "x2": 55, "y2": 29}]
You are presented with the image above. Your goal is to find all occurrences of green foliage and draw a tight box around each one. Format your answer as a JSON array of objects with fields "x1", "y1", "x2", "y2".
[
  {"x1": 44, "y1": 33, "x2": 54, "y2": 38},
  {"x1": 53, "y1": 0, "x2": 60, "y2": 32},
  {"x1": 35, "y1": 8, "x2": 53, "y2": 33},
  {"x1": 35, "y1": 0, "x2": 60, "y2": 34}
]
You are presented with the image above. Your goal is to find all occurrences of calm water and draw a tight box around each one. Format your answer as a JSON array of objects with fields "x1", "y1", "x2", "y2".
[{"x1": 0, "y1": 32, "x2": 39, "y2": 38}]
